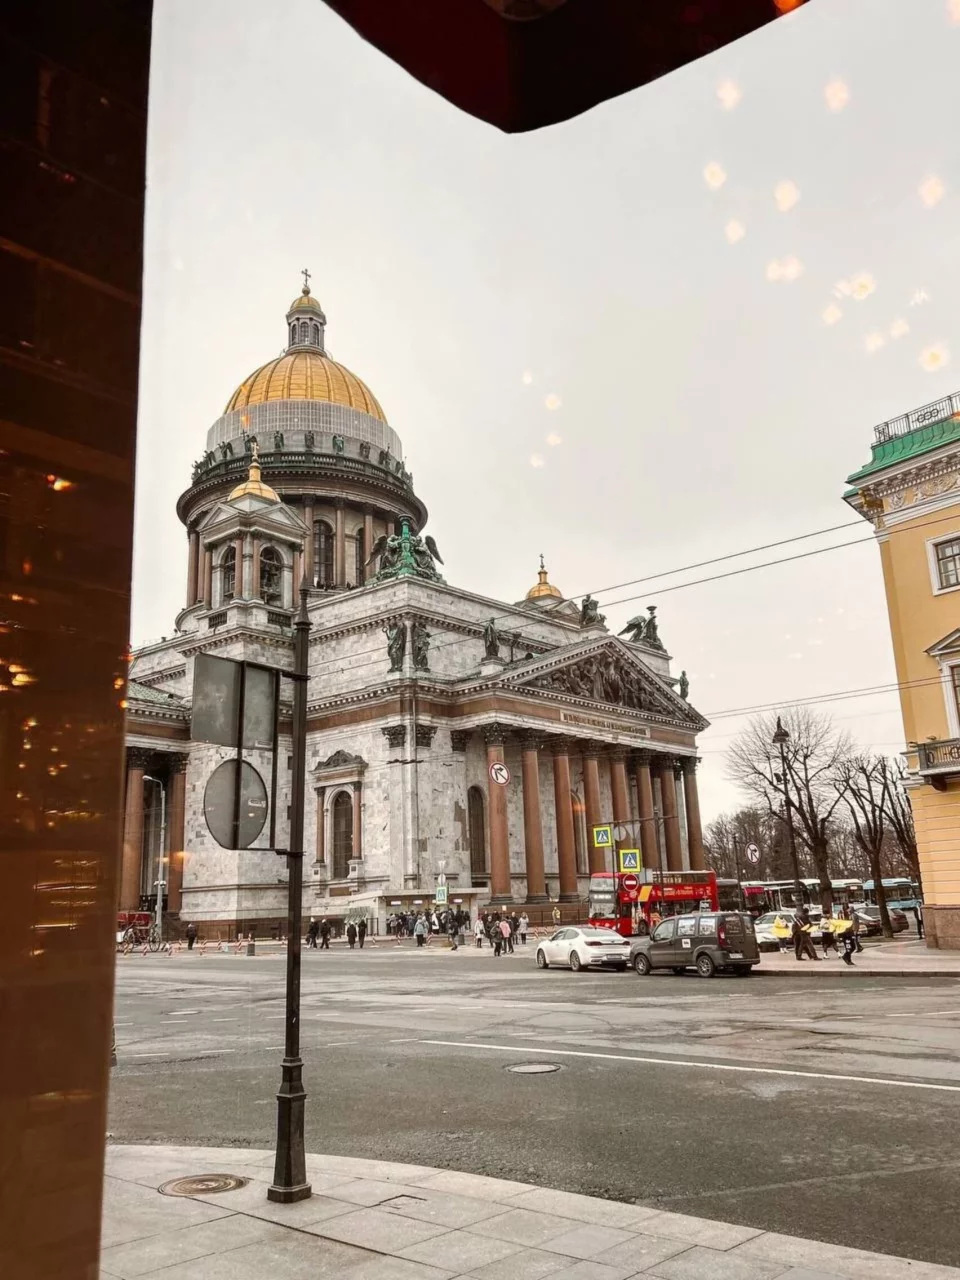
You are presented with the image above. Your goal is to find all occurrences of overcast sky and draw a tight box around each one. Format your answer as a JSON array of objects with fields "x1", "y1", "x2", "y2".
[{"x1": 135, "y1": 0, "x2": 960, "y2": 823}]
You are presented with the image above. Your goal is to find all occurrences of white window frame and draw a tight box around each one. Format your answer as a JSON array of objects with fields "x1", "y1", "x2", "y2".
[
  {"x1": 926, "y1": 529, "x2": 960, "y2": 596},
  {"x1": 942, "y1": 660, "x2": 960, "y2": 740}
]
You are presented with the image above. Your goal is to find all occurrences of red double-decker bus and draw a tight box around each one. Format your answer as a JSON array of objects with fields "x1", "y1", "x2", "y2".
[{"x1": 587, "y1": 870, "x2": 720, "y2": 937}]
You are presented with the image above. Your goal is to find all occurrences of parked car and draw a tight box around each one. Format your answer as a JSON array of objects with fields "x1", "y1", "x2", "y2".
[
  {"x1": 630, "y1": 912, "x2": 760, "y2": 978},
  {"x1": 858, "y1": 904, "x2": 909, "y2": 934},
  {"x1": 535, "y1": 927, "x2": 630, "y2": 972},
  {"x1": 754, "y1": 911, "x2": 795, "y2": 952}
]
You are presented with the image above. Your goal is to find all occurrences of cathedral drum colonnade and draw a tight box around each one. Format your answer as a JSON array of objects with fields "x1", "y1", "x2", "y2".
[{"x1": 123, "y1": 281, "x2": 707, "y2": 933}]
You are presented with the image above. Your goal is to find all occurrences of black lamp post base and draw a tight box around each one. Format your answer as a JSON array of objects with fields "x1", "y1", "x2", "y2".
[{"x1": 267, "y1": 1181, "x2": 312, "y2": 1204}]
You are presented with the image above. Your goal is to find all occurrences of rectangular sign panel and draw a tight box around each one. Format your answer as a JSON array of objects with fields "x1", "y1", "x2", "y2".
[{"x1": 617, "y1": 848, "x2": 641, "y2": 872}]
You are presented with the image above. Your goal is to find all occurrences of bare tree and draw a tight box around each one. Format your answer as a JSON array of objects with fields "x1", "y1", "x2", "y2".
[
  {"x1": 881, "y1": 757, "x2": 922, "y2": 887},
  {"x1": 834, "y1": 754, "x2": 893, "y2": 937},
  {"x1": 727, "y1": 708, "x2": 851, "y2": 912},
  {"x1": 705, "y1": 807, "x2": 793, "y2": 880}
]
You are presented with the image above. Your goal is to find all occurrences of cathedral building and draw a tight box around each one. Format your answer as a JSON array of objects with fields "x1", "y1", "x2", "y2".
[{"x1": 124, "y1": 282, "x2": 708, "y2": 934}]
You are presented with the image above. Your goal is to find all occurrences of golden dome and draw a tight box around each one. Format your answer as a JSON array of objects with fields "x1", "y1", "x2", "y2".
[
  {"x1": 526, "y1": 557, "x2": 563, "y2": 601},
  {"x1": 288, "y1": 290, "x2": 324, "y2": 312},
  {"x1": 224, "y1": 350, "x2": 386, "y2": 421},
  {"x1": 229, "y1": 447, "x2": 279, "y2": 503}
]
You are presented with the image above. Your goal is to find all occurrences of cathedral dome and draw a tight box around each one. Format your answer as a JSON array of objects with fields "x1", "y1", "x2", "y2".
[
  {"x1": 223, "y1": 350, "x2": 385, "y2": 421},
  {"x1": 526, "y1": 557, "x2": 563, "y2": 601}
]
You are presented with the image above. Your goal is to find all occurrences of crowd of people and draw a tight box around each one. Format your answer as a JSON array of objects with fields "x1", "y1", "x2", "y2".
[
  {"x1": 789, "y1": 904, "x2": 864, "y2": 966},
  {"x1": 383, "y1": 908, "x2": 532, "y2": 953}
]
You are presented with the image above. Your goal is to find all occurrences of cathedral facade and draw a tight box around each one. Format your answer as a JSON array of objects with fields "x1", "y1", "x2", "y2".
[{"x1": 124, "y1": 283, "x2": 708, "y2": 934}]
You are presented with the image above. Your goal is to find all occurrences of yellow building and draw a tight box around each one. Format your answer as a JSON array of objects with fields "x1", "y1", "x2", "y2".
[{"x1": 846, "y1": 393, "x2": 960, "y2": 948}]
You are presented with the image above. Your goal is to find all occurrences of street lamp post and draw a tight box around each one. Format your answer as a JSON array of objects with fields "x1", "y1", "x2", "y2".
[
  {"x1": 268, "y1": 581, "x2": 312, "y2": 1204},
  {"x1": 772, "y1": 716, "x2": 804, "y2": 907},
  {"x1": 144, "y1": 775, "x2": 167, "y2": 945}
]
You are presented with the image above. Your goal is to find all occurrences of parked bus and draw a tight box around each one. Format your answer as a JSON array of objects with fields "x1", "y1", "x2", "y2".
[
  {"x1": 862, "y1": 878, "x2": 921, "y2": 911},
  {"x1": 738, "y1": 879, "x2": 863, "y2": 913},
  {"x1": 588, "y1": 870, "x2": 720, "y2": 937}
]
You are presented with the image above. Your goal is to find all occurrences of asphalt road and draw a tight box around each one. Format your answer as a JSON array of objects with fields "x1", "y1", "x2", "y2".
[{"x1": 109, "y1": 943, "x2": 960, "y2": 1266}]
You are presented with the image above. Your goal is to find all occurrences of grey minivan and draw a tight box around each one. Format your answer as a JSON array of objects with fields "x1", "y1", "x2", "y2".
[{"x1": 630, "y1": 912, "x2": 760, "y2": 978}]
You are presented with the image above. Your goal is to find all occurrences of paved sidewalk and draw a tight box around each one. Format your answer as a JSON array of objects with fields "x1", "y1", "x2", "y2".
[
  {"x1": 101, "y1": 1145, "x2": 960, "y2": 1279},
  {"x1": 756, "y1": 937, "x2": 960, "y2": 977}
]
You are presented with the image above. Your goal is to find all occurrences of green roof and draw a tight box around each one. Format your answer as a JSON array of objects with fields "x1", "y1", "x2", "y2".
[
  {"x1": 127, "y1": 679, "x2": 184, "y2": 706},
  {"x1": 847, "y1": 415, "x2": 960, "y2": 486}
]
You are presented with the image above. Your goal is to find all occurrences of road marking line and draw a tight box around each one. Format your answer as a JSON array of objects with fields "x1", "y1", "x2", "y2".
[
  {"x1": 420, "y1": 1040, "x2": 960, "y2": 1094},
  {"x1": 387, "y1": 1037, "x2": 420, "y2": 1043},
  {"x1": 888, "y1": 1010, "x2": 960, "y2": 1017},
  {"x1": 213, "y1": 1018, "x2": 238, "y2": 1022}
]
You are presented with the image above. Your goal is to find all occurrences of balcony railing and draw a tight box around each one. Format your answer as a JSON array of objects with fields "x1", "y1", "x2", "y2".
[
  {"x1": 874, "y1": 392, "x2": 960, "y2": 442},
  {"x1": 917, "y1": 739, "x2": 960, "y2": 788}
]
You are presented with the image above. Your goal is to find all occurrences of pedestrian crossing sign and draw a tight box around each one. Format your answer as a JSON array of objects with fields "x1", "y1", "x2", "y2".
[
  {"x1": 618, "y1": 849, "x2": 641, "y2": 872},
  {"x1": 592, "y1": 824, "x2": 613, "y2": 848},
  {"x1": 435, "y1": 883, "x2": 448, "y2": 905}
]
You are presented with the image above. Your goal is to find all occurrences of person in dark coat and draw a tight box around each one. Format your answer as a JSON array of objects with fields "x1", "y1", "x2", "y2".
[
  {"x1": 358, "y1": 918, "x2": 367, "y2": 948},
  {"x1": 914, "y1": 904, "x2": 924, "y2": 939},
  {"x1": 185, "y1": 922, "x2": 197, "y2": 951},
  {"x1": 306, "y1": 917, "x2": 319, "y2": 948},
  {"x1": 792, "y1": 909, "x2": 819, "y2": 961},
  {"x1": 346, "y1": 921, "x2": 357, "y2": 949},
  {"x1": 319, "y1": 918, "x2": 331, "y2": 950}
]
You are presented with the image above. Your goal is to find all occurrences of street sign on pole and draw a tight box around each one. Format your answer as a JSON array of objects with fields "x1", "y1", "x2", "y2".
[
  {"x1": 489, "y1": 761, "x2": 510, "y2": 786},
  {"x1": 621, "y1": 872, "x2": 640, "y2": 894},
  {"x1": 745, "y1": 843, "x2": 761, "y2": 865},
  {"x1": 435, "y1": 884, "x2": 449, "y2": 906},
  {"x1": 592, "y1": 824, "x2": 613, "y2": 848},
  {"x1": 617, "y1": 848, "x2": 641, "y2": 873}
]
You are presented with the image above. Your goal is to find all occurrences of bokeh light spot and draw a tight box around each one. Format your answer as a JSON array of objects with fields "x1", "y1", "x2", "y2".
[
  {"x1": 544, "y1": 393, "x2": 562, "y2": 411},
  {"x1": 822, "y1": 305, "x2": 842, "y2": 326},
  {"x1": 824, "y1": 79, "x2": 850, "y2": 111},
  {"x1": 864, "y1": 332, "x2": 886, "y2": 354},
  {"x1": 889, "y1": 318, "x2": 910, "y2": 340},
  {"x1": 725, "y1": 219, "x2": 745, "y2": 244},
  {"x1": 919, "y1": 175, "x2": 945, "y2": 208},
  {"x1": 529, "y1": 454, "x2": 545, "y2": 468},
  {"x1": 920, "y1": 344, "x2": 949, "y2": 372},
  {"x1": 521, "y1": 370, "x2": 533, "y2": 385},
  {"x1": 546, "y1": 433, "x2": 562, "y2": 447},
  {"x1": 716, "y1": 80, "x2": 742, "y2": 110},
  {"x1": 774, "y1": 180, "x2": 800, "y2": 212},
  {"x1": 703, "y1": 162, "x2": 727, "y2": 191},
  {"x1": 851, "y1": 273, "x2": 876, "y2": 301}
]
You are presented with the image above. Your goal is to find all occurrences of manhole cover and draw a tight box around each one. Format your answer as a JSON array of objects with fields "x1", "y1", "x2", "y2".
[
  {"x1": 160, "y1": 1174, "x2": 249, "y2": 1197},
  {"x1": 506, "y1": 1062, "x2": 562, "y2": 1075}
]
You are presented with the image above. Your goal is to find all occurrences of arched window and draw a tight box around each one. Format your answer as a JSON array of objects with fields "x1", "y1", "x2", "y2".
[
  {"x1": 571, "y1": 790, "x2": 587, "y2": 875},
  {"x1": 311, "y1": 321, "x2": 319, "y2": 345},
  {"x1": 468, "y1": 785, "x2": 487, "y2": 878},
  {"x1": 314, "y1": 519, "x2": 334, "y2": 587},
  {"x1": 332, "y1": 790, "x2": 353, "y2": 879},
  {"x1": 353, "y1": 527, "x2": 365, "y2": 588},
  {"x1": 221, "y1": 546, "x2": 236, "y2": 602},
  {"x1": 259, "y1": 546, "x2": 283, "y2": 607}
]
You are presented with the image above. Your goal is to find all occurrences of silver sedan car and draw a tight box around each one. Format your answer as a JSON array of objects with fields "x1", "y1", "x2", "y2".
[{"x1": 535, "y1": 926, "x2": 631, "y2": 972}]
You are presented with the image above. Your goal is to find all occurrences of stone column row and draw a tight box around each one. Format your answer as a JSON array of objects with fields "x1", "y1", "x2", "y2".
[
  {"x1": 480, "y1": 729, "x2": 704, "y2": 904},
  {"x1": 119, "y1": 750, "x2": 189, "y2": 915}
]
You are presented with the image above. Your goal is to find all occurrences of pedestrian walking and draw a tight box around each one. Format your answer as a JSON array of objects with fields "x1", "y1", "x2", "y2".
[
  {"x1": 448, "y1": 913, "x2": 459, "y2": 950},
  {"x1": 358, "y1": 918, "x2": 367, "y2": 948},
  {"x1": 519, "y1": 912, "x2": 529, "y2": 945},
  {"x1": 306, "y1": 917, "x2": 319, "y2": 949},
  {"x1": 492, "y1": 916, "x2": 503, "y2": 957},
  {"x1": 185, "y1": 922, "x2": 197, "y2": 951},
  {"x1": 319, "y1": 918, "x2": 331, "y2": 950},
  {"x1": 820, "y1": 910, "x2": 838, "y2": 958},
  {"x1": 414, "y1": 915, "x2": 427, "y2": 947},
  {"x1": 499, "y1": 916, "x2": 512, "y2": 955},
  {"x1": 843, "y1": 905, "x2": 864, "y2": 953},
  {"x1": 346, "y1": 921, "x2": 357, "y2": 949},
  {"x1": 474, "y1": 916, "x2": 484, "y2": 948},
  {"x1": 551, "y1": 905, "x2": 561, "y2": 928},
  {"x1": 792, "y1": 908, "x2": 820, "y2": 961},
  {"x1": 914, "y1": 903, "x2": 924, "y2": 939}
]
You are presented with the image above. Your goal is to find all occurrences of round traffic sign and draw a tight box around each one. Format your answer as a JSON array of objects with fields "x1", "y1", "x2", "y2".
[
  {"x1": 621, "y1": 873, "x2": 640, "y2": 893},
  {"x1": 489, "y1": 761, "x2": 511, "y2": 786},
  {"x1": 745, "y1": 843, "x2": 761, "y2": 865}
]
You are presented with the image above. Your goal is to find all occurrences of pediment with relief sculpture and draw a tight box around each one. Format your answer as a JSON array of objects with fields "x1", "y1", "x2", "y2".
[{"x1": 503, "y1": 641, "x2": 706, "y2": 728}]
